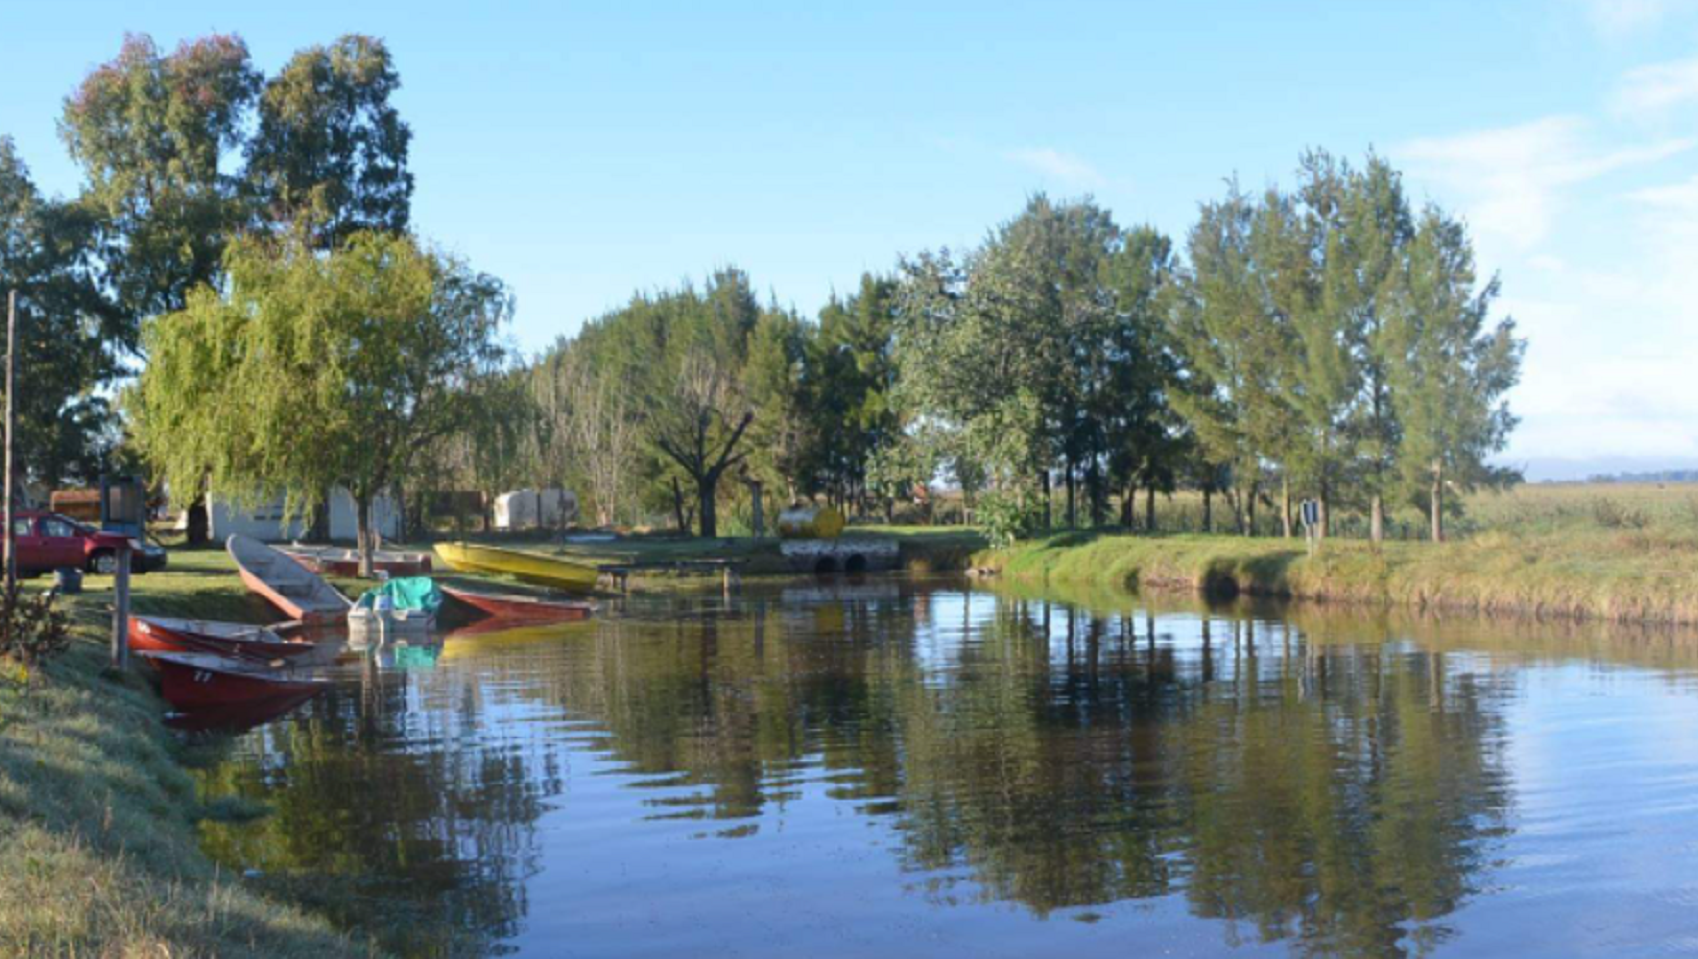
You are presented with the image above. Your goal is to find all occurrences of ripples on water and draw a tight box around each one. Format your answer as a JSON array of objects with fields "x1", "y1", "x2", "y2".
[{"x1": 190, "y1": 578, "x2": 1698, "y2": 958}]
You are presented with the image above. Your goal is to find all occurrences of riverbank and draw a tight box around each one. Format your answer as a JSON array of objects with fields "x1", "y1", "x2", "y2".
[
  {"x1": 0, "y1": 589, "x2": 368, "y2": 956},
  {"x1": 976, "y1": 529, "x2": 1698, "y2": 625}
]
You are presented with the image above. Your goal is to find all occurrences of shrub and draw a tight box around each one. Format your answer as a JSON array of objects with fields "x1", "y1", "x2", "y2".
[
  {"x1": 0, "y1": 581, "x2": 72, "y2": 681},
  {"x1": 977, "y1": 490, "x2": 1041, "y2": 547},
  {"x1": 1591, "y1": 497, "x2": 1649, "y2": 530}
]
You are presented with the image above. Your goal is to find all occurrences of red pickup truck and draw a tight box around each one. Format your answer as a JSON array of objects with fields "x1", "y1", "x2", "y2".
[{"x1": 6, "y1": 510, "x2": 166, "y2": 576}]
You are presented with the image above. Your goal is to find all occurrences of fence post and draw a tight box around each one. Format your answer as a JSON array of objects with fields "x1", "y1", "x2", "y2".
[{"x1": 111, "y1": 547, "x2": 131, "y2": 669}]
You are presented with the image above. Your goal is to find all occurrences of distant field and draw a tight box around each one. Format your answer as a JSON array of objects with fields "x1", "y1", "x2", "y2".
[
  {"x1": 1016, "y1": 480, "x2": 1698, "y2": 541},
  {"x1": 1461, "y1": 481, "x2": 1698, "y2": 536}
]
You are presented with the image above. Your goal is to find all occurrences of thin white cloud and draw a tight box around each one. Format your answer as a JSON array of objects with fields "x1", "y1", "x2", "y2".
[
  {"x1": 1616, "y1": 55, "x2": 1698, "y2": 114},
  {"x1": 1629, "y1": 173, "x2": 1698, "y2": 212},
  {"x1": 1005, "y1": 147, "x2": 1105, "y2": 189},
  {"x1": 1580, "y1": 0, "x2": 1686, "y2": 37},
  {"x1": 1395, "y1": 116, "x2": 1693, "y2": 250}
]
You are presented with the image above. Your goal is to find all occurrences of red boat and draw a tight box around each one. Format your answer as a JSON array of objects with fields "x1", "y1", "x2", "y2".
[
  {"x1": 139, "y1": 651, "x2": 328, "y2": 709},
  {"x1": 165, "y1": 689, "x2": 322, "y2": 732},
  {"x1": 227, "y1": 534, "x2": 351, "y2": 625},
  {"x1": 442, "y1": 585, "x2": 595, "y2": 624},
  {"x1": 130, "y1": 616, "x2": 321, "y2": 663}
]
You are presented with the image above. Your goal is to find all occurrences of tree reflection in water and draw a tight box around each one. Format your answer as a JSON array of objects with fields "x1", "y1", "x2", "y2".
[{"x1": 195, "y1": 580, "x2": 1526, "y2": 957}]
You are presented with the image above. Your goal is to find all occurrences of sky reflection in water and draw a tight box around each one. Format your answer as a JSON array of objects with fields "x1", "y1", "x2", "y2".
[{"x1": 193, "y1": 579, "x2": 1698, "y2": 958}]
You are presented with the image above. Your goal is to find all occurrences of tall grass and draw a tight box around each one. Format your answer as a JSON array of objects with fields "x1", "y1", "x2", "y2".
[
  {"x1": 0, "y1": 555, "x2": 373, "y2": 957},
  {"x1": 979, "y1": 508, "x2": 1698, "y2": 626}
]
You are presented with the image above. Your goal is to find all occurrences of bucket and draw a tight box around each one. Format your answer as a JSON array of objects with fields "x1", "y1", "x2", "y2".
[{"x1": 55, "y1": 568, "x2": 83, "y2": 595}]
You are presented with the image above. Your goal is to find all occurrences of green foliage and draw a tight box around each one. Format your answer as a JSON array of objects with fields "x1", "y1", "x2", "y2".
[
  {"x1": 977, "y1": 489, "x2": 1042, "y2": 547},
  {"x1": 129, "y1": 231, "x2": 512, "y2": 566},
  {"x1": 246, "y1": 35, "x2": 413, "y2": 246},
  {"x1": 0, "y1": 138, "x2": 122, "y2": 487},
  {"x1": 59, "y1": 34, "x2": 261, "y2": 328}
]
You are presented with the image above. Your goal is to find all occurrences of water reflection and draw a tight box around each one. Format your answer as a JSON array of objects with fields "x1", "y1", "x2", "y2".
[{"x1": 193, "y1": 579, "x2": 1698, "y2": 957}]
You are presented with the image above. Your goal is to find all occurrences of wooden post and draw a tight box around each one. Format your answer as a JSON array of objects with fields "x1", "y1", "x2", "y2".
[
  {"x1": 111, "y1": 546, "x2": 131, "y2": 669},
  {"x1": 3, "y1": 290, "x2": 15, "y2": 593},
  {"x1": 745, "y1": 479, "x2": 764, "y2": 538}
]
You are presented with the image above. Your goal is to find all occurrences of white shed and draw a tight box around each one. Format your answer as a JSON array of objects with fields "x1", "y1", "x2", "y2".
[
  {"x1": 493, "y1": 488, "x2": 577, "y2": 530},
  {"x1": 185, "y1": 488, "x2": 403, "y2": 542}
]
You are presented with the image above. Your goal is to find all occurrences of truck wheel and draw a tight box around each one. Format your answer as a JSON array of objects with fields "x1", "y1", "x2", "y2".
[{"x1": 90, "y1": 551, "x2": 117, "y2": 575}]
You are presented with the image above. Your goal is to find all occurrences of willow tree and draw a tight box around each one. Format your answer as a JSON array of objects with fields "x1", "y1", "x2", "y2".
[{"x1": 130, "y1": 231, "x2": 511, "y2": 574}]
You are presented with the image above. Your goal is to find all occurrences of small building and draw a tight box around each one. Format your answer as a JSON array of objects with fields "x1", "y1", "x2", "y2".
[
  {"x1": 493, "y1": 488, "x2": 577, "y2": 530},
  {"x1": 179, "y1": 488, "x2": 403, "y2": 543}
]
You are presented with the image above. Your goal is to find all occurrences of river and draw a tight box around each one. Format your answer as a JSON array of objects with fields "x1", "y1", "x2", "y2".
[{"x1": 190, "y1": 576, "x2": 1698, "y2": 957}]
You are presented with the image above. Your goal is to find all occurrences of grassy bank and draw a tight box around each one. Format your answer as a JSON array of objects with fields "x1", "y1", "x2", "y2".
[
  {"x1": 0, "y1": 556, "x2": 372, "y2": 957},
  {"x1": 978, "y1": 527, "x2": 1698, "y2": 625}
]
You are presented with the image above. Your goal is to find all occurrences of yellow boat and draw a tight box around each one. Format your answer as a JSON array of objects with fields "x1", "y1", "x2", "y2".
[{"x1": 433, "y1": 542, "x2": 600, "y2": 593}]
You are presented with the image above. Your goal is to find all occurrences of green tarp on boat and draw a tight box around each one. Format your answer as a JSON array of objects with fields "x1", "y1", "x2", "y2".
[{"x1": 354, "y1": 576, "x2": 443, "y2": 615}]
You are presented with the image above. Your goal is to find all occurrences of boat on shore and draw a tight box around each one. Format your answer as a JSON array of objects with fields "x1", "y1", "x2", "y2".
[
  {"x1": 139, "y1": 650, "x2": 328, "y2": 709},
  {"x1": 277, "y1": 544, "x2": 433, "y2": 577},
  {"x1": 129, "y1": 616, "x2": 323, "y2": 664},
  {"x1": 433, "y1": 542, "x2": 600, "y2": 593},
  {"x1": 228, "y1": 534, "x2": 351, "y2": 625}
]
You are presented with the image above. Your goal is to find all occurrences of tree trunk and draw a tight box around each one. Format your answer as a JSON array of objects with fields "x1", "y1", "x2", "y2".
[
  {"x1": 1144, "y1": 486, "x2": 1155, "y2": 533},
  {"x1": 1244, "y1": 484, "x2": 1257, "y2": 537},
  {"x1": 1317, "y1": 479, "x2": 1331, "y2": 540},
  {"x1": 1041, "y1": 470, "x2": 1052, "y2": 530},
  {"x1": 1121, "y1": 484, "x2": 1135, "y2": 528},
  {"x1": 698, "y1": 478, "x2": 718, "y2": 539},
  {"x1": 1430, "y1": 460, "x2": 1444, "y2": 542},
  {"x1": 393, "y1": 480, "x2": 407, "y2": 543},
  {"x1": 1370, "y1": 494, "x2": 1385, "y2": 544},
  {"x1": 1064, "y1": 460, "x2": 1076, "y2": 529},
  {"x1": 355, "y1": 493, "x2": 375, "y2": 578},
  {"x1": 1202, "y1": 488, "x2": 1212, "y2": 534},
  {"x1": 1280, "y1": 476, "x2": 1293, "y2": 539},
  {"x1": 672, "y1": 477, "x2": 689, "y2": 533},
  {"x1": 186, "y1": 497, "x2": 209, "y2": 546},
  {"x1": 745, "y1": 479, "x2": 765, "y2": 537}
]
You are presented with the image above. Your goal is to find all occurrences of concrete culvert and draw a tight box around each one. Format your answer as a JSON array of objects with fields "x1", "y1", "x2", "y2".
[
  {"x1": 813, "y1": 556, "x2": 839, "y2": 574},
  {"x1": 844, "y1": 554, "x2": 867, "y2": 574}
]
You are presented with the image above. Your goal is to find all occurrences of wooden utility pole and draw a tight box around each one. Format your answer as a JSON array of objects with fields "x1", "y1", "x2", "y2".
[
  {"x1": 111, "y1": 547, "x2": 131, "y2": 669},
  {"x1": 4, "y1": 290, "x2": 15, "y2": 593}
]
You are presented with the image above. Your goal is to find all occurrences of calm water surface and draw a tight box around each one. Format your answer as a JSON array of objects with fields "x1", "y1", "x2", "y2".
[{"x1": 192, "y1": 578, "x2": 1698, "y2": 957}]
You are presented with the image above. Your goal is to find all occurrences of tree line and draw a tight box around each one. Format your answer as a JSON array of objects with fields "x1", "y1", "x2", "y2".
[
  {"x1": 500, "y1": 152, "x2": 1522, "y2": 544},
  {"x1": 5, "y1": 31, "x2": 1524, "y2": 556}
]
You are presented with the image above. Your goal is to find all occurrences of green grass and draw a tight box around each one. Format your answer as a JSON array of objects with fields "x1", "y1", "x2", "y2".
[
  {"x1": 978, "y1": 523, "x2": 1698, "y2": 625},
  {"x1": 0, "y1": 565, "x2": 373, "y2": 956}
]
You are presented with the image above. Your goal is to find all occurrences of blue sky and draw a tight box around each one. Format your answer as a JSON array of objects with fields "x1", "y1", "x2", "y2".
[{"x1": 4, "y1": 0, "x2": 1697, "y2": 478}]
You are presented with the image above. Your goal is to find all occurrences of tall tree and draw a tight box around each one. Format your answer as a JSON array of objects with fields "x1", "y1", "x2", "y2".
[
  {"x1": 894, "y1": 196, "x2": 1121, "y2": 528},
  {"x1": 649, "y1": 350, "x2": 754, "y2": 538},
  {"x1": 129, "y1": 231, "x2": 512, "y2": 574},
  {"x1": 1387, "y1": 208, "x2": 1523, "y2": 541},
  {"x1": 60, "y1": 33, "x2": 259, "y2": 341},
  {"x1": 1169, "y1": 185, "x2": 1291, "y2": 535},
  {"x1": 743, "y1": 306, "x2": 814, "y2": 500},
  {"x1": 245, "y1": 35, "x2": 413, "y2": 247},
  {"x1": 0, "y1": 138, "x2": 122, "y2": 488},
  {"x1": 1100, "y1": 224, "x2": 1180, "y2": 529}
]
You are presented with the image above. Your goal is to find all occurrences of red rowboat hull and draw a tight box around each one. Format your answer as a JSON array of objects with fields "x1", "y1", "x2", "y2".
[
  {"x1": 165, "y1": 689, "x2": 321, "y2": 732},
  {"x1": 442, "y1": 586, "x2": 594, "y2": 624},
  {"x1": 129, "y1": 617, "x2": 319, "y2": 662},
  {"x1": 144, "y1": 653, "x2": 326, "y2": 709}
]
